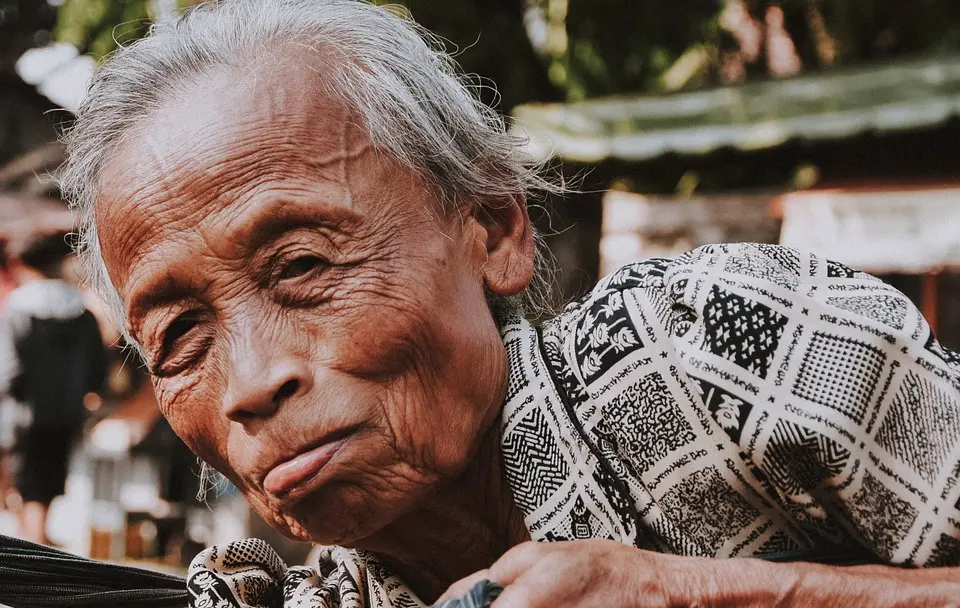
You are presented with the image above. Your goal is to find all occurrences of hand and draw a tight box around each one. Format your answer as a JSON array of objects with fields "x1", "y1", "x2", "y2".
[
  {"x1": 438, "y1": 540, "x2": 960, "y2": 608},
  {"x1": 436, "y1": 539, "x2": 716, "y2": 608}
]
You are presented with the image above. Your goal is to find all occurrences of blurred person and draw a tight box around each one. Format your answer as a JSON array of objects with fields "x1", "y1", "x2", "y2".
[
  {"x1": 57, "y1": 1, "x2": 959, "y2": 606},
  {"x1": 0, "y1": 240, "x2": 16, "y2": 303},
  {"x1": 0, "y1": 236, "x2": 106, "y2": 544},
  {"x1": 0, "y1": 240, "x2": 19, "y2": 509}
]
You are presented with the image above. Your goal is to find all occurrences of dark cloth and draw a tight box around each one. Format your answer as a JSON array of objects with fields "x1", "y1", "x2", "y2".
[
  {"x1": 12, "y1": 311, "x2": 105, "y2": 428},
  {"x1": 432, "y1": 581, "x2": 501, "y2": 608},
  {"x1": 1, "y1": 280, "x2": 105, "y2": 505},
  {"x1": 1, "y1": 280, "x2": 106, "y2": 429},
  {"x1": 0, "y1": 534, "x2": 188, "y2": 607},
  {"x1": 0, "y1": 534, "x2": 490, "y2": 608},
  {"x1": 14, "y1": 424, "x2": 80, "y2": 504}
]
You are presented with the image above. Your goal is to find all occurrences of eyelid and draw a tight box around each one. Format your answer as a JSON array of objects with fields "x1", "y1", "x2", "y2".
[
  {"x1": 154, "y1": 330, "x2": 213, "y2": 378},
  {"x1": 141, "y1": 307, "x2": 186, "y2": 351},
  {"x1": 143, "y1": 306, "x2": 200, "y2": 361},
  {"x1": 264, "y1": 244, "x2": 329, "y2": 282},
  {"x1": 152, "y1": 312, "x2": 213, "y2": 378}
]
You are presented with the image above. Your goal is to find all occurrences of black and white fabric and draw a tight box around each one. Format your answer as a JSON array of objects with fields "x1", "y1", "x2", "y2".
[
  {"x1": 187, "y1": 541, "x2": 422, "y2": 608},
  {"x1": 187, "y1": 244, "x2": 960, "y2": 607}
]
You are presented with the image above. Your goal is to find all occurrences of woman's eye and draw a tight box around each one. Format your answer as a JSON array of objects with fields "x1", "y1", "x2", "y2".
[
  {"x1": 151, "y1": 314, "x2": 209, "y2": 377},
  {"x1": 277, "y1": 255, "x2": 325, "y2": 280},
  {"x1": 162, "y1": 316, "x2": 198, "y2": 354}
]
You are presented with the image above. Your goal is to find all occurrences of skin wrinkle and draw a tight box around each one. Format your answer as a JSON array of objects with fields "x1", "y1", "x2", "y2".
[
  {"x1": 95, "y1": 53, "x2": 532, "y2": 601},
  {"x1": 100, "y1": 60, "x2": 368, "y2": 294},
  {"x1": 126, "y1": 186, "x2": 363, "y2": 336}
]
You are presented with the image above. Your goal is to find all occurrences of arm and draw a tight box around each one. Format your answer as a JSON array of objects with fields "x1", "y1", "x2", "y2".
[
  {"x1": 0, "y1": 314, "x2": 21, "y2": 399},
  {"x1": 688, "y1": 555, "x2": 960, "y2": 607},
  {"x1": 658, "y1": 244, "x2": 960, "y2": 603},
  {"x1": 441, "y1": 540, "x2": 960, "y2": 608},
  {"x1": 446, "y1": 244, "x2": 960, "y2": 607}
]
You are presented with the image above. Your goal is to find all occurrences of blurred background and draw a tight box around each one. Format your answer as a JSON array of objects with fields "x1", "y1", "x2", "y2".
[{"x1": 1, "y1": 0, "x2": 960, "y2": 571}]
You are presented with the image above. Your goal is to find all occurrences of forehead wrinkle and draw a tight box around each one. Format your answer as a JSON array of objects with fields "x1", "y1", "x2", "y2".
[
  {"x1": 99, "y1": 53, "x2": 426, "y2": 331},
  {"x1": 124, "y1": 187, "x2": 368, "y2": 327},
  {"x1": 215, "y1": 194, "x2": 362, "y2": 245},
  {"x1": 117, "y1": 53, "x2": 360, "y2": 193},
  {"x1": 101, "y1": 93, "x2": 366, "y2": 282}
]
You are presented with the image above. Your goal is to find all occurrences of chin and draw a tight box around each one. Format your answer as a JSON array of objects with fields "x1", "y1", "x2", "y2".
[{"x1": 261, "y1": 481, "x2": 413, "y2": 548}]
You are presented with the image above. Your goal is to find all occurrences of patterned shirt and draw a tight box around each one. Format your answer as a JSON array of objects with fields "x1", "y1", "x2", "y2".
[{"x1": 187, "y1": 243, "x2": 960, "y2": 608}]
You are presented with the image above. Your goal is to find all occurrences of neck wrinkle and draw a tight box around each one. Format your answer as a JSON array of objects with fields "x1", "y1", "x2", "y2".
[{"x1": 357, "y1": 423, "x2": 530, "y2": 604}]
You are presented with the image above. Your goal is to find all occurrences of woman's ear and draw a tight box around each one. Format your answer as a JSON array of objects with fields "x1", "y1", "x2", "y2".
[{"x1": 470, "y1": 195, "x2": 535, "y2": 297}]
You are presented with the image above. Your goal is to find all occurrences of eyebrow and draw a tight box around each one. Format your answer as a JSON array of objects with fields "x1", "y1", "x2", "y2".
[
  {"x1": 226, "y1": 196, "x2": 360, "y2": 246},
  {"x1": 126, "y1": 196, "x2": 361, "y2": 327}
]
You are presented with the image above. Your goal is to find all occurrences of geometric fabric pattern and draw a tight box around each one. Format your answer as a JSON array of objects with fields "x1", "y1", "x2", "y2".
[
  {"x1": 792, "y1": 332, "x2": 885, "y2": 424},
  {"x1": 701, "y1": 286, "x2": 788, "y2": 380},
  {"x1": 825, "y1": 294, "x2": 909, "y2": 331},
  {"x1": 500, "y1": 405, "x2": 571, "y2": 513},
  {"x1": 574, "y1": 290, "x2": 645, "y2": 385},
  {"x1": 875, "y1": 371, "x2": 960, "y2": 485},
  {"x1": 760, "y1": 419, "x2": 851, "y2": 497},
  {"x1": 846, "y1": 472, "x2": 920, "y2": 561},
  {"x1": 600, "y1": 373, "x2": 698, "y2": 474},
  {"x1": 659, "y1": 466, "x2": 763, "y2": 555},
  {"x1": 526, "y1": 242, "x2": 960, "y2": 569}
]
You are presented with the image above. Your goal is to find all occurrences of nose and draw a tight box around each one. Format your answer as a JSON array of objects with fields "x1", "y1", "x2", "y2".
[{"x1": 221, "y1": 342, "x2": 314, "y2": 424}]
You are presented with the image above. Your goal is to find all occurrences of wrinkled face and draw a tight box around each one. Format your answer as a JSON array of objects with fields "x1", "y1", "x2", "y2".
[{"x1": 94, "y1": 57, "x2": 529, "y2": 544}]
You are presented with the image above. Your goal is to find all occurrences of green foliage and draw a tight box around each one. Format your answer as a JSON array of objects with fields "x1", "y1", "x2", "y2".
[
  {"x1": 370, "y1": 0, "x2": 562, "y2": 109},
  {"x1": 560, "y1": 0, "x2": 724, "y2": 100},
  {"x1": 47, "y1": 0, "x2": 960, "y2": 104},
  {"x1": 54, "y1": 0, "x2": 151, "y2": 58}
]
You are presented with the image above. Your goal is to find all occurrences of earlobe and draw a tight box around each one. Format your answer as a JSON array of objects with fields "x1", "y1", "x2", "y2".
[{"x1": 474, "y1": 195, "x2": 535, "y2": 297}]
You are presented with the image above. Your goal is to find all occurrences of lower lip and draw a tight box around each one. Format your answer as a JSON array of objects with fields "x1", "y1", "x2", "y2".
[{"x1": 263, "y1": 437, "x2": 348, "y2": 495}]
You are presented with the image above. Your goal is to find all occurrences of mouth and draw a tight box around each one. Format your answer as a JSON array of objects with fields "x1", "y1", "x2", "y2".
[{"x1": 262, "y1": 429, "x2": 355, "y2": 497}]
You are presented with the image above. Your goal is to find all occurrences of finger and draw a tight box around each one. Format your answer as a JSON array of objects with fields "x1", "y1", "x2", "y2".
[
  {"x1": 487, "y1": 541, "x2": 549, "y2": 587},
  {"x1": 489, "y1": 571, "x2": 542, "y2": 608},
  {"x1": 435, "y1": 568, "x2": 491, "y2": 604}
]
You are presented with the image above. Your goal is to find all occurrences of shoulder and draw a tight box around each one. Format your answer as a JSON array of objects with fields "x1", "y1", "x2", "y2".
[
  {"x1": 548, "y1": 243, "x2": 818, "y2": 349},
  {"x1": 545, "y1": 242, "x2": 954, "y2": 387}
]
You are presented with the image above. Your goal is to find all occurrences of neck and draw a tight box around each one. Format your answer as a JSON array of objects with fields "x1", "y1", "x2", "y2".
[{"x1": 357, "y1": 425, "x2": 530, "y2": 603}]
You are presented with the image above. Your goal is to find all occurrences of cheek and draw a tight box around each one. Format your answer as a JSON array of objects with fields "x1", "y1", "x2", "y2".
[
  {"x1": 154, "y1": 369, "x2": 230, "y2": 468},
  {"x1": 319, "y1": 261, "x2": 449, "y2": 378}
]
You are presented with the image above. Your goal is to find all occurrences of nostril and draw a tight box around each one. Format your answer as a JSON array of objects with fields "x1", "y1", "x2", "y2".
[{"x1": 273, "y1": 379, "x2": 300, "y2": 404}]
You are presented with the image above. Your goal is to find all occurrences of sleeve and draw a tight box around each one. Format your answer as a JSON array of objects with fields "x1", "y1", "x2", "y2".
[
  {"x1": 0, "y1": 314, "x2": 21, "y2": 398},
  {"x1": 661, "y1": 243, "x2": 960, "y2": 566}
]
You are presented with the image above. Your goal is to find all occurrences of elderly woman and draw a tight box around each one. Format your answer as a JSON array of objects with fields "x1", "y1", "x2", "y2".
[{"x1": 60, "y1": 1, "x2": 959, "y2": 606}]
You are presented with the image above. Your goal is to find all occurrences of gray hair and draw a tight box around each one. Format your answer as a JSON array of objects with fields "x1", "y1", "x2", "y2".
[{"x1": 60, "y1": 0, "x2": 561, "y2": 346}]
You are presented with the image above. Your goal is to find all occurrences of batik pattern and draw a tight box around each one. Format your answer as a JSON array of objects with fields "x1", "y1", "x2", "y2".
[
  {"x1": 523, "y1": 243, "x2": 960, "y2": 565},
  {"x1": 187, "y1": 540, "x2": 422, "y2": 608}
]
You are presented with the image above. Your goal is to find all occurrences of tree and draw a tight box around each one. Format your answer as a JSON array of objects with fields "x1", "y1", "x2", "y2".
[
  {"x1": 53, "y1": 0, "x2": 199, "y2": 59},
  {"x1": 49, "y1": 0, "x2": 960, "y2": 107}
]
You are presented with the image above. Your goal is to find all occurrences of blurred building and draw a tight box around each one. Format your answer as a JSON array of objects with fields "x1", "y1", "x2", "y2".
[{"x1": 515, "y1": 54, "x2": 960, "y2": 349}]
